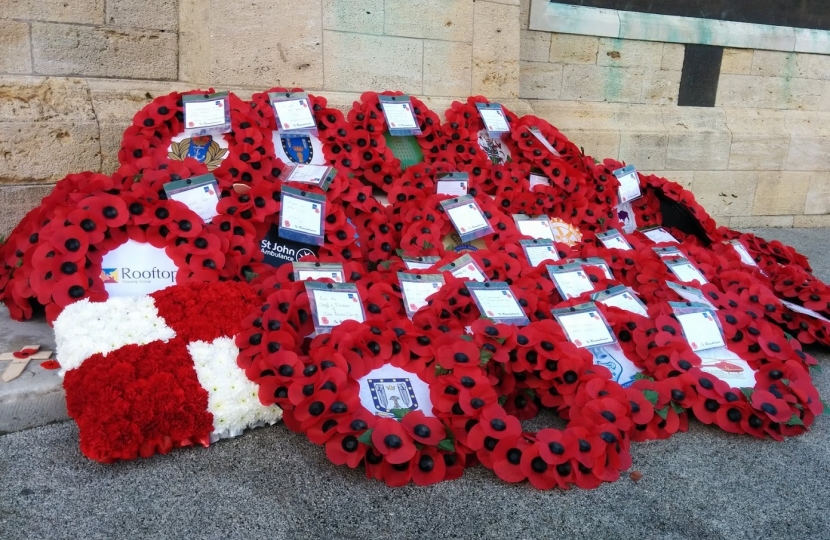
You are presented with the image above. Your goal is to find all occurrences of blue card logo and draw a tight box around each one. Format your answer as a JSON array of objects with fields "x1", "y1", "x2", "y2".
[{"x1": 281, "y1": 134, "x2": 313, "y2": 164}]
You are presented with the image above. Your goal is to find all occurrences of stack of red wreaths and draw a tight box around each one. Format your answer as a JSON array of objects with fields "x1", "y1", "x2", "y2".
[{"x1": 0, "y1": 88, "x2": 827, "y2": 490}]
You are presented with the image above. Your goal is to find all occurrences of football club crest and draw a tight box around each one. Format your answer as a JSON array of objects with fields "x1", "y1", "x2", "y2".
[
  {"x1": 368, "y1": 378, "x2": 419, "y2": 418},
  {"x1": 281, "y1": 134, "x2": 314, "y2": 164},
  {"x1": 168, "y1": 135, "x2": 228, "y2": 170},
  {"x1": 477, "y1": 129, "x2": 510, "y2": 165}
]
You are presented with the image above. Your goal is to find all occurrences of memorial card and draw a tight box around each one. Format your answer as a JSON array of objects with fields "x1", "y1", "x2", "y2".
[
  {"x1": 439, "y1": 254, "x2": 488, "y2": 282},
  {"x1": 476, "y1": 102, "x2": 510, "y2": 135},
  {"x1": 379, "y1": 95, "x2": 422, "y2": 136},
  {"x1": 269, "y1": 91, "x2": 317, "y2": 133},
  {"x1": 671, "y1": 302, "x2": 726, "y2": 352},
  {"x1": 398, "y1": 273, "x2": 445, "y2": 319},
  {"x1": 467, "y1": 281, "x2": 530, "y2": 326},
  {"x1": 183, "y1": 92, "x2": 231, "y2": 136},
  {"x1": 613, "y1": 164, "x2": 642, "y2": 204},
  {"x1": 440, "y1": 195, "x2": 494, "y2": 243},
  {"x1": 520, "y1": 239, "x2": 559, "y2": 267},
  {"x1": 552, "y1": 303, "x2": 617, "y2": 348},
  {"x1": 592, "y1": 285, "x2": 649, "y2": 317},
  {"x1": 436, "y1": 172, "x2": 469, "y2": 197},
  {"x1": 596, "y1": 228, "x2": 633, "y2": 250},
  {"x1": 278, "y1": 186, "x2": 326, "y2": 246},
  {"x1": 306, "y1": 282, "x2": 366, "y2": 333},
  {"x1": 547, "y1": 263, "x2": 595, "y2": 299},
  {"x1": 163, "y1": 173, "x2": 220, "y2": 223},
  {"x1": 293, "y1": 262, "x2": 345, "y2": 283},
  {"x1": 513, "y1": 214, "x2": 555, "y2": 241}
]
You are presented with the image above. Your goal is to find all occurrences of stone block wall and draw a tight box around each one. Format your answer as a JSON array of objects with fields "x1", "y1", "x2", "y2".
[
  {"x1": 518, "y1": 0, "x2": 830, "y2": 230},
  {"x1": 1, "y1": 0, "x2": 830, "y2": 236}
]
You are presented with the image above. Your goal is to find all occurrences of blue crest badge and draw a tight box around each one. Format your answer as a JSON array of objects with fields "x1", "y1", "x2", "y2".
[
  {"x1": 281, "y1": 134, "x2": 313, "y2": 164},
  {"x1": 187, "y1": 135, "x2": 213, "y2": 163},
  {"x1": 369, "y1": 378, "x2": 419, "y2": 417}
]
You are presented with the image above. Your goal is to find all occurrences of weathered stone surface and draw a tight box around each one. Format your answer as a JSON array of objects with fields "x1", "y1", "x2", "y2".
[
  {"x1": 423, "y1": 40, "x2": 472, "y2": 97},
  {"x1": 180, "y1": 0, "x2": 322, "y2": 88},
  {"x1": 664, "y1": 108, "x2": 731, "y2": 171},
  {"x1": 689, "y1": 172, "x2": 758, "y2": 218},
  {"x1": 0, "y1": 20, "x2": 32, "y2": 75},
  {"x1": 561, "y1": 65, "x2": 644, "y2": 102},
  {"x1": 3, "y1": 0, "x2": 104, "y2": 25},
  {"x1": 324, "y1": 31, "x2": 422, "y2": 93},
  {"x1": 794, "y1": 214, "x2": 830, "y2": 227},
  {"x1": 520, "y1": 61, "x2": 562, "y2": 100},
  {"x1": 649, "y1": 170, "x2": 694, "y2": 190},
  {"x1": 804, "y1": 173, "x2": 830, "y2": 215},
  {"x1": 472, "y1": 1, "x2": 521, "y2": 98},
  {"x1": 732, "y1": 215, "x2": 795, "y2": 228},
  {"x1": 566, "y1": 129, "x2": 620, "y2": 161},
  {"x1": 323, "y1": 0, "x2": 383, "y2": 35},
  {"x1": 597, "y1": 38, "x2": 663, "y2": 68},
  {"x1": 640, "y1": 69, "x2": 681, "y2": 105},
  {"x1": 549, "y1": 33, "x2": 598, "y2": 65},
  {"x1": 0, "y1": 184, "x2": 55, "y2": 238},
  {"x1": 760, "y1": 77, "x2": 822, "y2": 110},
  {"x1": 753, "y1": 172, "x2": 811, "y2": 215},
  {"x1": 0, "y1": 77, "x2": 100, "y2": 183},
  {"x1": 784, "y1": 111, "x2": 830, "y2": 171},
  {"x1": 751, "y1": 50, "x2": 800, "y2": 78},
  {"x1": 106, "y1": 0, "x2": 178, "y2": 31},
  {"x1": 384, "y1": 0, "x2": 473, "y2": 41},
  {"x1": 619, "y1": 132, "x2": 667, "y2": 170},
  {"x1": 725, "y1": 108, "x2": 790, "y2": 171},
  {"x1": 720, "y1": 48, "x2": 753, "y2": 75},
  {"x1": 661, "y1": 43, "x2": 685, "y2": 71},
  {"x1": 716, "y1": 74, "x2": 763, "y2": 108},
  {"x1": 520, "y1": 0, "x2": 531, "y2": 30},
  {"x1": 521, "y1": 30, "x2": 552, "y2": 63},
  {"x1": 32, "y1": 23, "x2": 177, "y2": 80}
]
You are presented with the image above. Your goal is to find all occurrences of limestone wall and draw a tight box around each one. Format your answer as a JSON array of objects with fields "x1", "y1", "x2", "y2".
[{"x1": 1, "y1": 0, "x2": 830, "y2": 236}]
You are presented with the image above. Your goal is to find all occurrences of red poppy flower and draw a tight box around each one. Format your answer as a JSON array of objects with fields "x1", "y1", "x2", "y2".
[
  {"x1": 401, "y1": 410, "x2": 446, "y2": 446},
  {"x1": 371, "y1": 418, "x2": 417, "y2": 464}
]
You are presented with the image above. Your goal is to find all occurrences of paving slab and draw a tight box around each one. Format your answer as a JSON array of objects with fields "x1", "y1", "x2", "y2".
[{"x1": 0, "y1": 311, "x2": 65, "y2": 434}]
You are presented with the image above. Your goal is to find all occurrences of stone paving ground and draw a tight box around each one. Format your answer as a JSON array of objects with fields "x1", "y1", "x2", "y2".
[{"x1": 0, "y1": 228, "x2": 829, "y2": 540}]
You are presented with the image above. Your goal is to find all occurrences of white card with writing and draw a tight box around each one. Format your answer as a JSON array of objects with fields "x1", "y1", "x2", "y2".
[
  {"x1": 479, "y1": 108, "x2": 510, "y2": 133},
  {"x1": 399, "y1": 274, "x2": 444, "y2": 318},
  {"x1": 522, "y1": 242, "x2": 559, "y2": 267},
  {"x1": 596, "y1": 229, "x2": 632, "y2": 250},
  {"x1": 548, "y1": 265, "x2": 595, "y2": 299},
  {"x1": 781, "y1": 299, "x2": 830, "y2": 324},
  {"x1": 446, "y1": 202, "x2": 489, "y2": 235},
  {"x1": 184, "y1": 99, "x2": 226, "y2": 129},
  {"x1": 295, "y1": 262, "x2": 345, "y2": 283},
  {"x1": 309, "y1": 288, "x2": 365, "y2": 328},
  {"x1": 381, "y1": 102, "x2": 418, "y2": 130},
  {"x1": 667, "y1": 282, "x2": 717, "y2": 310},
  {"x1": 526, "y1": 126, "x2": 560, "y2": 156},
  {"x1": 613, "y1": 165, "x2": 641, "y2": 204},
  {"x1": 468, "y1": 285, "x2": 527, "y2": 322},
  {"x1": 676, "y1": 310, "x2": 725, "y2": 352},
  {"x1": 440, "y1": 255, "x2": 488, "y2": 283},
  {"x1": 282, "y1": 193, "x2": 323, "y2": 236},
  {"x1": 554, "y1": 308, "x2": 616, "y2": 348},
  {"x1": 514, "y1": 216, "x2": 555, "y2": 241},
  {"x1": 728, "y1": 240, "x2": 757, "y2": 267},
  {"x1": 436, "y1": 180, "x2": 468, "y2": 197},
  {"x1": 529, "y1": 173, "x2": 550, "y2": 189},
  {"x1": 274, "y1": 98, "x2": 316, "y2": 131},
  {"x1": 667, "y1": 259, "x2": 708, "y2": 285},
  {"x1": 643, "y1": 227, "x2": 678, "y2": 244},
  {"x1": 287, "y1": 164, "x2": 330, "y2": 185},
  {"x1": 595, "y1": 288, "x2": 648, "y2": 317}
]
